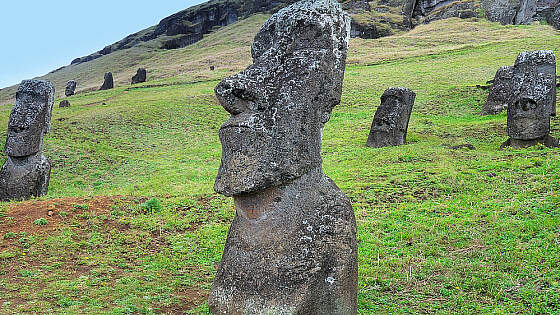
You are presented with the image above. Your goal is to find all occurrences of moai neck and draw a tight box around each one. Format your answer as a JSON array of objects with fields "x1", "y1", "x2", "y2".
[{"x1": 233, "y1": 166, "x2": 324, "y2": 221}]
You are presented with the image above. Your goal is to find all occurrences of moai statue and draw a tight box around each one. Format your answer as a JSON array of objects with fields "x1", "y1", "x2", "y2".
[
  {"x1": 209, "y1": 0, "x2": 357, "y2": 314},
  {"x1": 0, "y1": 80, "x2": 54, "y2": 201},
  {"x1": 366, "y1": 87, "x2": 416, "y2": 148},
  {"x1": 99, "y1": 72, "x2": 114, "y2": 90},
  {"x1": 65, "y1": 80, "x2": 77, "y2": 97},
  {"x1": 502, "y1": 50, "x2": 559, "y2": 148},
  {"x1": 482, "y1": 66, "x2": 514, "y2": 115},
  {"x1": 131, "y1": 68, "x2": 146, "y2": 84}
]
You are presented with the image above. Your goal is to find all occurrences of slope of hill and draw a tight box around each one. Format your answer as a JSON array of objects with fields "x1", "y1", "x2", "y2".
[{"x1": 0, "y1": 15, "x2": 559, "y2": 314}]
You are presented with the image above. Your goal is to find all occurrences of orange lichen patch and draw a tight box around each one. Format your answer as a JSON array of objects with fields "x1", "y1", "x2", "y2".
[{"x1": 0, "y1": 196, "x2": 124, "y2": 236}]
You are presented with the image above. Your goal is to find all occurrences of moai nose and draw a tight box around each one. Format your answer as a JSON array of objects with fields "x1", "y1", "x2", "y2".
[{"x1": 215, "y1": 77, "x2": 256, "y2": 115}]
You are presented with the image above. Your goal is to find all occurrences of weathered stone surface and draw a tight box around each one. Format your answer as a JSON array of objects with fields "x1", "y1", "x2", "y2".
[
  {"x1": 209, "y1": 0, "x2": 357, "y2": 314},
  {"x1": 482, "y1": 66, "x2": 514, "y2": 115},
  {"x1": 366, "y1": 87, "x2": 416, "y2": 148},
  {"x1": 4, "y1": 80, "x2": 54, "y2": 158},
  {"x1": 0, "y1": 155, "x2": 51, "y2": 201},
  {"x1": 0, "y1": 80, "x2": 54, "y2": 201},
  {"x1": 482, "y1": 0, "x2": 520, "y2": 25},
  {"x1": 131, "y1": 68, "x2": 147, "y2": 84},
  {"x1": 550, "y1": 5, "x2": 560, "y2": 29},
  {"x1": 506, "y1": 50, "x2": 556, "y2": 142},
  {"x1": 59, "y1": 100, "x2": 70, "y2": 108},
  {"x1": 500, "y1": 135, "x2": 559, "y2": 148},
  {"x1": 99, "y1": 72, "x2": 114, "y2": 90},
  {"x1": 65, "y1": 80, "x2": 77, "y2": 97}
]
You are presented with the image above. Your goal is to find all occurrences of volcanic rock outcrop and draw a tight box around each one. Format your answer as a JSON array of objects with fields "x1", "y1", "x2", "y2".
[
  {"x1": 99, "y1": 72, "x2": 114, "y2": 90},
  {"x1": 502, "y1": 50, "x2": 558, "y2": 148},
  {"x1": 65, "y1": 80, "x2": 76, "y2": 97},
  {"x1": 131, "y1": 68, "x2": 147, "y2": 84},
  {"x1": 209, "y1": 0, "x2": 358, "y2": 313},
  {"x1": 367, "y1": 87, "x2": 416, "y2": 148},
  {"x1": 0, "y1": 80, "x2": 54, "y2": 201},
  {"x1": 482, "y1": 66, "x2": 514, "y2": 115}
]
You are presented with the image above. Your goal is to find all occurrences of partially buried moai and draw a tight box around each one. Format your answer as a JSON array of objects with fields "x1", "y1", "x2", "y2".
[
  {"x1": 99, "y1": 72, "x2": 113, "y2": 90},
  {"x1": 482, "y1": 66, "x2": 514, "y2": 115},
  {"x1": 366, "y1": 87, "x2": 416, "y2": 148},
  {"x1": 502, "y1": 50, "x2": 558, "y2": 148},
  {"x1": 65, "y1": 80, "x2": 76, "y2": 97},
  {"x1": 0, "y1": 80, "x2": 54, "y2": 201},
  {"x1": 209, "y1": 0, "x2": 357, "y2": 314}
]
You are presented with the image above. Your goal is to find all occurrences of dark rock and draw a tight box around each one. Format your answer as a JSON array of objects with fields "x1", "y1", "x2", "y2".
[
  {"x1": 0, "y1": 80, "x2": 54, "y2": 201},
  {"x1": 451, "y1": 143, "x2": 476, "y2": 150},
  {"x1": 505, "y1": 50, "x2": 557, "y2": 144},
  {"x1": 131, "y1": 68, "x2": 147, "y2": 84},
  {"x1": 482, "y1": 66, "x2": 514, "y2": 115},
  {"x1": 59, "y1": 100, "x2": 70, "y2": 107},
  {"x1": 161, "y1": 33, "x2": 203, "y2": 49},
  {"x1": 99, "y1": 72, "x2": 114, "y2": 90},
  {"x1": 65, "y1": 80, "x2": 76, "y2": 97},
  {"x1": 366, "y1": 87, "x2": 416, "y2": 148},
  {"x1": 483, "y1": 0, "x2": 558, "y2": 25},
  {"x1": 515, "y1": 0, "x2": 538, "y2": 24},
  {"x1": 209, "y1": 0, "x2": 357, "y2": 313},
  {"x1": 415, "y1": 0, "x2": 479, "y2": 24},
  {"x1": 550, "y1": 5, "x2": 560, "y2": 29},
  {"x1": 210, "y1": 65, "x2": 215, "y2": 71},
  {"x1": 482, "y1": 0, "x2": 523, "y2": 25}
]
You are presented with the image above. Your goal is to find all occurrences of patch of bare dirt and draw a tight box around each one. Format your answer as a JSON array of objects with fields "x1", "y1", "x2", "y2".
[{"x1": 0, "y1": 196, "x2": 123, "y2": 236}]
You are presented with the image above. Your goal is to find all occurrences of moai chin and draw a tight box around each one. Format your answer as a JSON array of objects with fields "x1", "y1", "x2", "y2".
[
  {"x1": 209, "y1": 0, "x2": 358, "y2": 314},
  {"x1": 366, "y1": 87, "x2": 416, "y2": 148},
  {"x1": 482, "y1": 66, "x2": 514, "y2": 115},
  {"x1": 0, "y1": 80, "x2": 54, "y2": 201},
  {"x1": 503, "y1": 50, "x2": 558, "y2": 148}
]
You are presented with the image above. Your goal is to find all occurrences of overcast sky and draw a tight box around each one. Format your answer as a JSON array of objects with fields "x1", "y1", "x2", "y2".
[{"x1": 0, "y1": 1, "x2": 206, "y2": 88}]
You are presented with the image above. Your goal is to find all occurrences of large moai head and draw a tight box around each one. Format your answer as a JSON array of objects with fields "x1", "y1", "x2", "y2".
[
  {"x1": 508, "y1": 50, "x2": 557, "y2": 140},
  {"x1": 366, "y1": 87, "x2": 416, "y2": 148},
  {"x1": 214, "y1": 0, "x2": 350, "y2": 197},
  {"x1": 5, "y1": 80, "x2": 54, "y2": 157},
  {"x1": 65, "y1": 80, "x2": 77, "y2": 97}
]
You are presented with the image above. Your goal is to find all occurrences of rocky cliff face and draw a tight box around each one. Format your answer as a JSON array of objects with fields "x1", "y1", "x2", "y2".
[
  {"x1": 481, "y1": 0, "x2": 559, "y2": 25},
  {"x1": 69, "y1": 0, "x2": 559, "y2": 67}
]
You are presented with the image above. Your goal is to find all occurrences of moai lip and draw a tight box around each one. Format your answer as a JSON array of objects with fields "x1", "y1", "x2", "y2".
[
  {"x1": 366, "y1": 87, "x2": 416, "y2": 148},
  {"x1": 1, "y1": 80, "x2": 54, "y2": 201},
  {"x1": 208, "y1": 0, "x2": 358, "y2": 313}
]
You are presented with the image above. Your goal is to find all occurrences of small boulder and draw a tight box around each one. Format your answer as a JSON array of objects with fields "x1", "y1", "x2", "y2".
[
  {"x1": 131, "y1": 68, "x2": 146, "y2": 84},
  {"x1": 59, "y1": 100, "x2": 70, "y2": 107},
  {"x1": 366, "y1": 87, "x2": 416, "y2": 148},
  {"x1": 99, "y1": 72, "x2": 114, "y2": 90},
  {"x1": 209, "y1": 65, "x2": 215, "y2": 71},
  {"x1": 65, "y1": 80, "x2": 77, "y2": 97},
  {"x1": 482, "y1": 66, "x2": 513, "y2": 115}
]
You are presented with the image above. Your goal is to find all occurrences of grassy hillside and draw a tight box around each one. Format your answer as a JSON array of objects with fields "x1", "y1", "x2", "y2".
[
  {"x1": 0, "y1": 14, "x2": 269, "y2": 105},
  {"x1": 1, "y1": 16, "x2": 560, "y2": 314}
]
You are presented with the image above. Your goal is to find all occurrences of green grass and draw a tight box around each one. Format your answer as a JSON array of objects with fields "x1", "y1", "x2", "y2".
[{"x1": 1, "y1": 17, "x2": 560, "y2": 314}]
